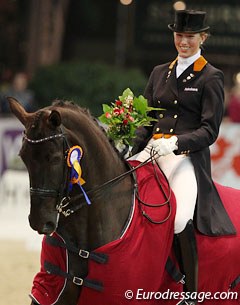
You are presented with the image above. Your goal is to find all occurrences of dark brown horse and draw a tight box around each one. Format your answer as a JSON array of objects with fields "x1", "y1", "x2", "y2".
[
  {"x1": 9, "y1": 97, "x2": 135, "y2": 305},
  {"x1": 9, "y1": 97, "x2": 240, "y2": 305}
]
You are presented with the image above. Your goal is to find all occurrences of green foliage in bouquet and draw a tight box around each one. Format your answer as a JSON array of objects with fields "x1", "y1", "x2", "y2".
[{"x1": 98, "y1": 88, "x2": 162, "y2": 146}]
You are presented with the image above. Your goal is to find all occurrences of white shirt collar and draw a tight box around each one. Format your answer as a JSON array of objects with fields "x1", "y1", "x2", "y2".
[{"x1": 176, "y1": 50, "x2": 201, "y2": 78}]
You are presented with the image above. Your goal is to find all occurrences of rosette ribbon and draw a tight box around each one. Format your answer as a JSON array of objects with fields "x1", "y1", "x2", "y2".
[{"x1": 67, "y1": 145, "x2": 91, "y2": 205}]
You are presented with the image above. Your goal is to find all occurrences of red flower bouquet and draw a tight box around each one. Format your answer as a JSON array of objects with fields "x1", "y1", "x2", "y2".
[{"x1": 98, "y1": 88, "x2": 161, "y2": 147}]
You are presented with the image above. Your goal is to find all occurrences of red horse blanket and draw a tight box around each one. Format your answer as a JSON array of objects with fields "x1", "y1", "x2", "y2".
[
  {"x1": 30, "y1": 161, "x2": 240, "y2": 305},
  {"x1": 30, "y1": 160, "x2": 176, "y2": 305}
]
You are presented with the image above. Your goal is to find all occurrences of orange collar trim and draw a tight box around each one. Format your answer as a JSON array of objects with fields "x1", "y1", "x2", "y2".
[
  {"x1": 193, "y1": 56, "x2": 208, "y2": 71},
  {"x1": 169, "y1": 56, "x2": 208, "y2": 71},
  {"x1": 169, "y1": 58, "x2": 178, "y2": 70}
]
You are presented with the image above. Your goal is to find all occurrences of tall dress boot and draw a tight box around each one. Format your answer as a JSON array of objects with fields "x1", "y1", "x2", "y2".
[{"x1": 175, "y1": 219, "x2": 198, "y2": 305}]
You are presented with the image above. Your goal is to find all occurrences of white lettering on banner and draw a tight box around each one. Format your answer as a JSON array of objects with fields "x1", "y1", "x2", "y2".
[
  {"x1": 0, "y1": 170, "x2": 30, "y2": 207},
  {"x1": 2, "y1": 133, "x2": 23, "y2": 167},
  {"x1": 210, "y1": 121, "x2": 240, "y2": 189},
  {"x1": 0, "y1": 169, "x2": 41, "y2": 249},
  {"x1": 0, "y1": 117, "x2": 23, "y2": 175}
]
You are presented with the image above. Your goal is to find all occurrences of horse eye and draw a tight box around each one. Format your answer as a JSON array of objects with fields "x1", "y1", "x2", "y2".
[
  {"x1": 44, "y1": 154, "x2": 50, "y2": 162},
  {"x1": 51, "y1": 155, "x2": 62, "y2": 164},
  {"x1": 54, "y1": 156, "x2": 62, "y2": 162}
]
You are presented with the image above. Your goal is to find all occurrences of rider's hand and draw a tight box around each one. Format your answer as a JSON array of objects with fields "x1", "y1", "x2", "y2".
[
  {"x1": 151, "y1": 136, "x2": 178, "y2": 156},
  {"x1": 114, "y1": 141, "x2": 133, "y2": 159}
]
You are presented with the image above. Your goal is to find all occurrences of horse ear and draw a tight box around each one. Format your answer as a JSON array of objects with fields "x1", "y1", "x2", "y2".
[
  {"x1": 7, "y1": 97, "x2": 29, "y2": 127},
  {"x1": 48, "y1": 110, "x2": 62, "y2": 127}
]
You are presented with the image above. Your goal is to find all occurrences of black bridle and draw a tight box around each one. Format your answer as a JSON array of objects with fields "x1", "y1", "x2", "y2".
[
  {"x1": 24, "y1": 127, "x2": 172, "y2": 224},
  {"x1": 24, "y1": 129, "x2": 71, "y2": 203},
  {"x1": 23, "y1": 128, "x2": 139, "y2": 216}
]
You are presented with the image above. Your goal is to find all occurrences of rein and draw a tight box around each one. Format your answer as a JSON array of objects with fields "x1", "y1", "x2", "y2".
[
  {"x1": 60, "y1": 153, "x2": 155, "y2": 206},
  {"x1": 24, "y1": 129, "x2": 172, "y2": 224},
  {"x1": 59, "y1": 151, "x2": 172, "y2": 224}
]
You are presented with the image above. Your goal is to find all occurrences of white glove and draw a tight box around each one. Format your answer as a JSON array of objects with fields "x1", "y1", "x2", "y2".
[
  {"x1": 114, "y1": 141, "x2": 132, "y2": 159},
  {"x1": 151, "y1": 136, "x2": 178, "y2": 156},
  {"x1": 114, "y1": 141, "x2": 127, "y2": 153}
]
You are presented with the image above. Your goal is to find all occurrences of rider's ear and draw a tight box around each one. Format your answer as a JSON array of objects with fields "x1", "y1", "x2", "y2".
[{"x1": 48, "y1": 110, "x2": 61, "y2": 127}]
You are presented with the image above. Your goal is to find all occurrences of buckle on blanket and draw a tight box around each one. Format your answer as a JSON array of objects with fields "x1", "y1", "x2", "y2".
[
  {"x1": 178, "y1": 274, "x2": 185, "y2": 284},
  {"x1": 73, "y1": 276, "x2": 83, "y2": 286},
  {"x1": 79, "y1": 249, "x2": 90, "y2": 258}
]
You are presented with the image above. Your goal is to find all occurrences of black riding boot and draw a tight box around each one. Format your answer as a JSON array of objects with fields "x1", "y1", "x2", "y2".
[{"x1": 174, "y1": 219, "x2": 198, "y2": 305}]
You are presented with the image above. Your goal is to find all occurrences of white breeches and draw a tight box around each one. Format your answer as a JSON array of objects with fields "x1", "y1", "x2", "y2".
[{"x1": 129, "y1": 142, "x2": 198, "y2": 234}]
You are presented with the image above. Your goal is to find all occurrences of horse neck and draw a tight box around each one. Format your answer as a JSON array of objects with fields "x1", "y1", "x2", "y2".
[
  {"x1": 81, "y1": 131, "x2": 133, "y2": 243},
  {"x1": 54, "y1": 110, "x2": 134, "y2": 303},
  {"x1": 62, "y1": 119, "x2": 133, "y2": 250},
  {"x1": 70, "y1": 121, "x2": 127, "y2": 186}
]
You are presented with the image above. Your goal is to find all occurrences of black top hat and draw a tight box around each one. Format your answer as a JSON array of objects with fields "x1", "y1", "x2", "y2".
[{"x1": 168, "y1": 10, "x2": 210, "y2": 33}]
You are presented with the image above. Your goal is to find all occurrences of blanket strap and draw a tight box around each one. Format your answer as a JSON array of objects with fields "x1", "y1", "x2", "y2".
[
  {"x1": 229, "y1": 275, "x2": 240, "y2": 290},
  {"x1": 44, "y1": 261, "x2": 103, "y2": 291},
  {"x1": 46, "y1": 235, "x2": 108, "y2": 264},
  {"x1": 165, "y1": 256, "x2": 185, "y2": 284}
]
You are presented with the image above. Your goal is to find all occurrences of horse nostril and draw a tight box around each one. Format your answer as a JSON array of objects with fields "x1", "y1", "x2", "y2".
[{"x1": 42, "y1": 222, "x2": 56, "y2": 235}]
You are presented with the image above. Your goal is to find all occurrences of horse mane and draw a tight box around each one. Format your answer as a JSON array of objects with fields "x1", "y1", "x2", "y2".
[
  {"x1": 32, "y1": 110, "x2": 45, "y2": 128},
  {"x1": 51, "y1": 99, "x2": 104, "y2": 131},
  {"x1": 50, "y1": 99, "x2": 121, "y2": 156},
  {"x1": 52, "y1": 99, "x2": 89, "y2": 114}
]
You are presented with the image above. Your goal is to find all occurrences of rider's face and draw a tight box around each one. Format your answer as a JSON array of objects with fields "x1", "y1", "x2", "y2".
[{"x1": 174, "y1": 32, "x2": 206, "y2": 58}]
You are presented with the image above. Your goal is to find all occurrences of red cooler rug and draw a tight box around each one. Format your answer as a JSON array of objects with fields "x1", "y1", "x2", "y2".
[
  {"x1": 30, "y1": 160, "x2": 176, "y2": 305},
  {"x1": 30, "y1": 161, "x2": 240, "y2": 305}
]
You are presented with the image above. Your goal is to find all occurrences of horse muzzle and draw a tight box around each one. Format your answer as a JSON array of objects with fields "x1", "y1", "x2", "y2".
[
  {"x1": 29, "y1": 192, "x2": 60, "y2": 234},
  {"x1": 29, "y1": 213, "x2": 59, "y2": 235}
]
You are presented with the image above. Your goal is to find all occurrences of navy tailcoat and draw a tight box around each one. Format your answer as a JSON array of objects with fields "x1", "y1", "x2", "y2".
[{"x1": 133, "y1": 56, "x2": 236, "y2": 236}]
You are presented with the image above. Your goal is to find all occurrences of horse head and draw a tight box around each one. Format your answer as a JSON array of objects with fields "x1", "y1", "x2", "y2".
[
  {"x1": 8, "y1": 97, "x2": 132, "y2": 241},
  {"x1": 8, "y1": 97, "x2": 70, "y2": 234}
]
